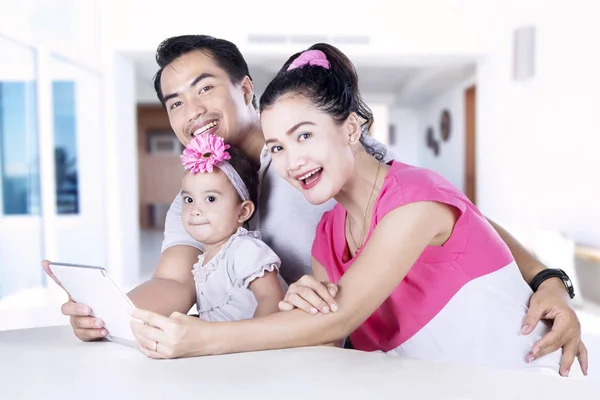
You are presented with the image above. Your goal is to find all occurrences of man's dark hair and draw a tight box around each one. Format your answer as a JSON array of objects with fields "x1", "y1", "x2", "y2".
[{"x1": 153, "y1": 35, "x2": 257, "y2": 109}]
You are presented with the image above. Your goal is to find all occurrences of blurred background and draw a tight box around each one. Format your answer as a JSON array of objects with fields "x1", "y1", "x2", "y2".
[{"x1": 0, "y1": 0, "x2": 598, "y2": 358}]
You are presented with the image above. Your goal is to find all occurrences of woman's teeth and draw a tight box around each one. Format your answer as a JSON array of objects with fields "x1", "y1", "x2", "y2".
[
  {"x1": 299, "y1": 168, "x2": 322, "y2": 183},
  {"x1": 193, "y1": 121, "x2": 218, "y2": 137}
]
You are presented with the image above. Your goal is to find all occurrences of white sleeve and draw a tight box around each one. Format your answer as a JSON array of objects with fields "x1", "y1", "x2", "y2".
[
  {"x1": 160, "y1": 192, "x2": 204, "y2": 253},
  {"x1": 230, "y1": 236, "x2": 281, "y2": 288}
]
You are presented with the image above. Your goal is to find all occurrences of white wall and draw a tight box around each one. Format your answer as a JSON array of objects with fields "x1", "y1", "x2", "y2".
[
  {"x1": 102, "y1": 52, "x2": 141, "y2": 286},
  {"x1": 111, "y1": 0, "x2": 600, "y2": 255},
  {"x1": 417, "y1": 77, "x2": 475, "y2": 191},
  {"x1": 476, "y1": 0, "x2": 600, "y2": 248},
  {"x1": 388, "y1": 108, "x2": 420, "y2": 166},
  {"x1": 100, "y1": 0, "x2": 486, "y2": 59}
]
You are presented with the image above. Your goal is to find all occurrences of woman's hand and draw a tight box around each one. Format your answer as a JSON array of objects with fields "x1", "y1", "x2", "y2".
[
  {"x1": 130, "y1": 308, "x2": 208, "y2": 359},
  {"x1": 521, "y1": 279, "x2": 588, "y2": 376},
  {"x1": 278, "y1": 275, "x2": 339, "y2": 315}
]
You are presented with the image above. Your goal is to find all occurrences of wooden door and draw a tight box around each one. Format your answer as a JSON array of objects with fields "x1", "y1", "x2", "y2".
[{"x1": 464, "y1": 86, "x2": 477, "y2": 204}]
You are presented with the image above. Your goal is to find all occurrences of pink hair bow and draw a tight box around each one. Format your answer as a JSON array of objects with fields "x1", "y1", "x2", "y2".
[
  {"x1": 181, "y1": 134, "x2": 231, "y2": 174},
  {"x1": 287, "y1": 50, "x2": 330, "y2": 71}
]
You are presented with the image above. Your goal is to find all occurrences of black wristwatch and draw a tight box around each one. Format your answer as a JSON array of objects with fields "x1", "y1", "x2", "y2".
[{"x1": 529, "y1": 268, "x2": 575, "y2": 299}]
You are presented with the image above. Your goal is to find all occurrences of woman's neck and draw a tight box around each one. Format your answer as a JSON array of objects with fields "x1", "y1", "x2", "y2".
[{"x1": 334, "y1": 150, "x2": 386, "y2": 227}]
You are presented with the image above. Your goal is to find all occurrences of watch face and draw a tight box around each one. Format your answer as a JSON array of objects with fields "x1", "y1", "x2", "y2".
[{"x1": 558, "y1": 270, "x2": 575, "y2": 299}]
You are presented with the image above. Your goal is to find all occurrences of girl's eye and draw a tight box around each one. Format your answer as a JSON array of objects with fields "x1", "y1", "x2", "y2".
[
  {"x1": 298, "y1": 132, "x2": 311, "y2": 141},
  {"x1": 270, "y1": 145, "x2": 283, "y2": 154},
  {"x1": 183, "y1": 196, "x2": 193, "y2": 204},
  {"x1": 205, "y1": 196, "x2": 216, "y2": 203}
]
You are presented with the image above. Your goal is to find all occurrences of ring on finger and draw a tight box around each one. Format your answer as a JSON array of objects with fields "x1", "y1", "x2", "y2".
[{"x1": 153, "y1": 341, "x2": 158, "y2": 352}]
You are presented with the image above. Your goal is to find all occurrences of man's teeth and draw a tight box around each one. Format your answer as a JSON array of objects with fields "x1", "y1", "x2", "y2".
[
  {"x1": 298, "y1": 168, "x2": 322, "y2": 181},
  {"x1": 193, "y1": 121, "x2": 218, "y2": 137}
]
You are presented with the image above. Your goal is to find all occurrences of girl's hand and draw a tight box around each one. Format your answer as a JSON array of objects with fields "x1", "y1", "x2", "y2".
[
  {"x1": 130, "y1": 308, "x2": 208, "y2": 359},
  {"x1": 278, "y1": 275, "x2": 339, "y2": 315}
]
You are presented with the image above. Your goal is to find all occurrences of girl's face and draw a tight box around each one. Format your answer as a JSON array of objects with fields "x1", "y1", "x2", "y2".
[
  {"x1": 181, "y1": 169, "x2": 253, "y2": 245},
  {"x1": 261, "y1": 95, "x2": 360, "y2": 205}
]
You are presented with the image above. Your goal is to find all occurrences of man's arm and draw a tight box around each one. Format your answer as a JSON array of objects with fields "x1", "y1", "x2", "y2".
[
  {"x1": 487, "y1": 218, "x2": 588, "y2": 376},
  {"x1": 487, "y1": 218, "x2": 547, "y2": 284},
  {"x1": 127, "y1": 245, "x2": 199, "y2": 316},
  {"x1": 126, "y1": 192, "x2": 202, "y2": 316}
]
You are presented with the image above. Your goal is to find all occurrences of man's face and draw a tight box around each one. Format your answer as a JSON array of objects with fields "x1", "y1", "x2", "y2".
[{"x1": 160, "y1": 50, "x2": 254, "y2": 147}]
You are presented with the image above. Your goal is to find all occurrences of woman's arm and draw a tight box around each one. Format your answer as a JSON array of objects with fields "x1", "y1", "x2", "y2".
[
  {"x1": 201, "y1": 200, "x2": 454, "y2": 355},
  {"x1": 249, "y1": 271, "x2": 285, "y2": 317}
]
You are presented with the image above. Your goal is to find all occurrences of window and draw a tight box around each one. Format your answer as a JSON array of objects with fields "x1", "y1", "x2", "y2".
[
  {"x1": 52, "y1": 81, "x2": 79, "y2": 214},
  {"x1": 0, "y1": 45, "x2": 40, "y2": 216}
]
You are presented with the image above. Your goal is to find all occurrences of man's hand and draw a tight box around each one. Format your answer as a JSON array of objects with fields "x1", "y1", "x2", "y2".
[
  {"x1": 42, "y1": 260, "x2": 108, "y2": 341},
  {"x1": 522, "y1": 278, "x2": 588, "y2": 376}
]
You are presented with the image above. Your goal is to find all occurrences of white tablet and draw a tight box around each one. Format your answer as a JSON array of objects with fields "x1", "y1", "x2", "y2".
[{"x1": 47, "y1": 262, "x2": 137, "y2": 347}]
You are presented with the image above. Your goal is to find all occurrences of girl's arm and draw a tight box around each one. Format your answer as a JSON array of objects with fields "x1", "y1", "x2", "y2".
[
  {"x1": 200, "y1": 200, "x2": 456, "y2": 355},
  {"x1": 249, "y1": 271, "x2": 285, "y2": 317}
]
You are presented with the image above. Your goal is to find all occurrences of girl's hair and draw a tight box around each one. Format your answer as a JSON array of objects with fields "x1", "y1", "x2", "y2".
[
  {"x1": 259, "y1": 43, "x2": 386, "y2": 161},
  {"x1": 225, "y1": 146, "x2": 260, "y2": 206}
]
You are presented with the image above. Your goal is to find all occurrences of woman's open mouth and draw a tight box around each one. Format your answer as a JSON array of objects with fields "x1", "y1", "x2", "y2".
[{"x1": 296, "y1": 167, "x2": 323, "y2": 190}]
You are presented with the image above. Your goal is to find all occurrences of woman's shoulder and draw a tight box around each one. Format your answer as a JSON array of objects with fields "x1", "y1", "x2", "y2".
[
  {"x1": 374, "y1": 161, "x2": 471, "y2": 221},
  {"x1": 385, "y1": 161, "x2": 451, "y2": 188}
]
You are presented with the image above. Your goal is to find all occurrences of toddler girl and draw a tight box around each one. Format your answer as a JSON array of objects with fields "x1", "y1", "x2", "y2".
[{"x1": 180, "y1": 133, "x2": 287, "y2": 321}]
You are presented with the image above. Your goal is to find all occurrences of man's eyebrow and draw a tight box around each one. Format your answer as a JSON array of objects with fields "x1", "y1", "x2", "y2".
[{"x1": 163, "y1": 73, "x2": 216, "y2": 104}]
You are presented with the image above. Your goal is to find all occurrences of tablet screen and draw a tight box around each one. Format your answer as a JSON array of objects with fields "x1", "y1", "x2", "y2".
[{"x1": 48, "y1": 262, "x2": 136, "y2": 346}]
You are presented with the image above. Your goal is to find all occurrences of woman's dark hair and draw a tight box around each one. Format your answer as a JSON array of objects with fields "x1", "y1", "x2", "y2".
[
  {"x1": 153, "y1": 35, "x2": 256, "y2": 109},
  {"x1": 225, "y1": 146, "x2": 260, "y2": 207},
  {"x1": 259, "y1": 43, "x2": 385, "y2": 160}
]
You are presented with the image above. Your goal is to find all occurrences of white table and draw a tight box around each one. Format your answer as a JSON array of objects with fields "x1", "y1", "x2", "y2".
[{"x1": 0, "y1": 326, "x2": 597, "y2": 399}]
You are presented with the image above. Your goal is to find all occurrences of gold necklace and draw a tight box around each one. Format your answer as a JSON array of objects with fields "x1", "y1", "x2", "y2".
[{"x1": 348, "y1": 162, "x2": 382, "y2": 251}]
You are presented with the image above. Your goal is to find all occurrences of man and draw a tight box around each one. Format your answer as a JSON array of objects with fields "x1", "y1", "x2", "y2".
[{"x1": 43, "y1": 35, "x2": 587, "y2": 375}]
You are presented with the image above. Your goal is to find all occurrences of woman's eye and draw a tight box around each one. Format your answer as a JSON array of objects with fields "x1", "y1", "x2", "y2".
[
  {"x1": 270, "y1": 145, "x2": 283, "y2": 154},
  {"x1": 205, "y1": 196, "x2": 216, "y2": 203},
  {"x1": 199, "y1": 86, "x2": 212, "y2": 94},
  {"x1": 298, "y1": 132, "x2": 311, "y2": 141}
]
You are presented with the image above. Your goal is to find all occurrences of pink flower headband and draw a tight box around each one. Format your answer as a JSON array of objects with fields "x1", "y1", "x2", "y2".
[
  {"x1": 180, "y1": 134, "x2": 250, "y2": 202},
  {"x1": 287, "y1": 49, "x2": 330, "y2": 71}
]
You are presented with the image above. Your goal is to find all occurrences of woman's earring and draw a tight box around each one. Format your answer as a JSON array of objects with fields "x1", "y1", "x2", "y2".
[{"x1": 350, "y1": 136, "x2": 356, "y2": 142}]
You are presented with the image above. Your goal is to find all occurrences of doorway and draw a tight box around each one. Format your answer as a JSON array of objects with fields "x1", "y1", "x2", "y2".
[{"x1": 464, "y1": 86, "x2": 476, "y2": 204}]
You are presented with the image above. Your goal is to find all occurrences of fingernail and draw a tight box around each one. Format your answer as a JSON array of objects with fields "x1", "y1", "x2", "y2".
[
  {"x1": 331, "y1": 304, "x2": 338, "y2": 312},
  {"x1": 532, "y1": 346, "x2": 540, "y2": 355},
  {"x1": 83, "y1": 307, "x2": 91, "y2": 314},
  {"x1": 329, "y1": 289, "x2": 336, "y2": 296},
  {"x1": 322, "y1": 306, "x2": 330, "y2": 313},
  {"x1": 526, "y1": 355, "x2": 535, "y2": 363},
  {"x1": 101, "y1": 329, "x2": 107, "y2": 336},
  {"x1": 560, "y1": 369, "x2": 569, "y2": 377},
  {"x1": 310, "y1": 307, "x2": 318, "y2": 314},
  {"x1": 520, "y1": 325, "x2": 529, "y2": 334},
  {"x1": 95, "y1": 319, "x2": 104, "y2": 328}
]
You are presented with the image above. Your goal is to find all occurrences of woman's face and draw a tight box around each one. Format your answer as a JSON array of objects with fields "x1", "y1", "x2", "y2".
[{"x1": 261, "y1": 95, "x2": 360, "y2": 205}]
